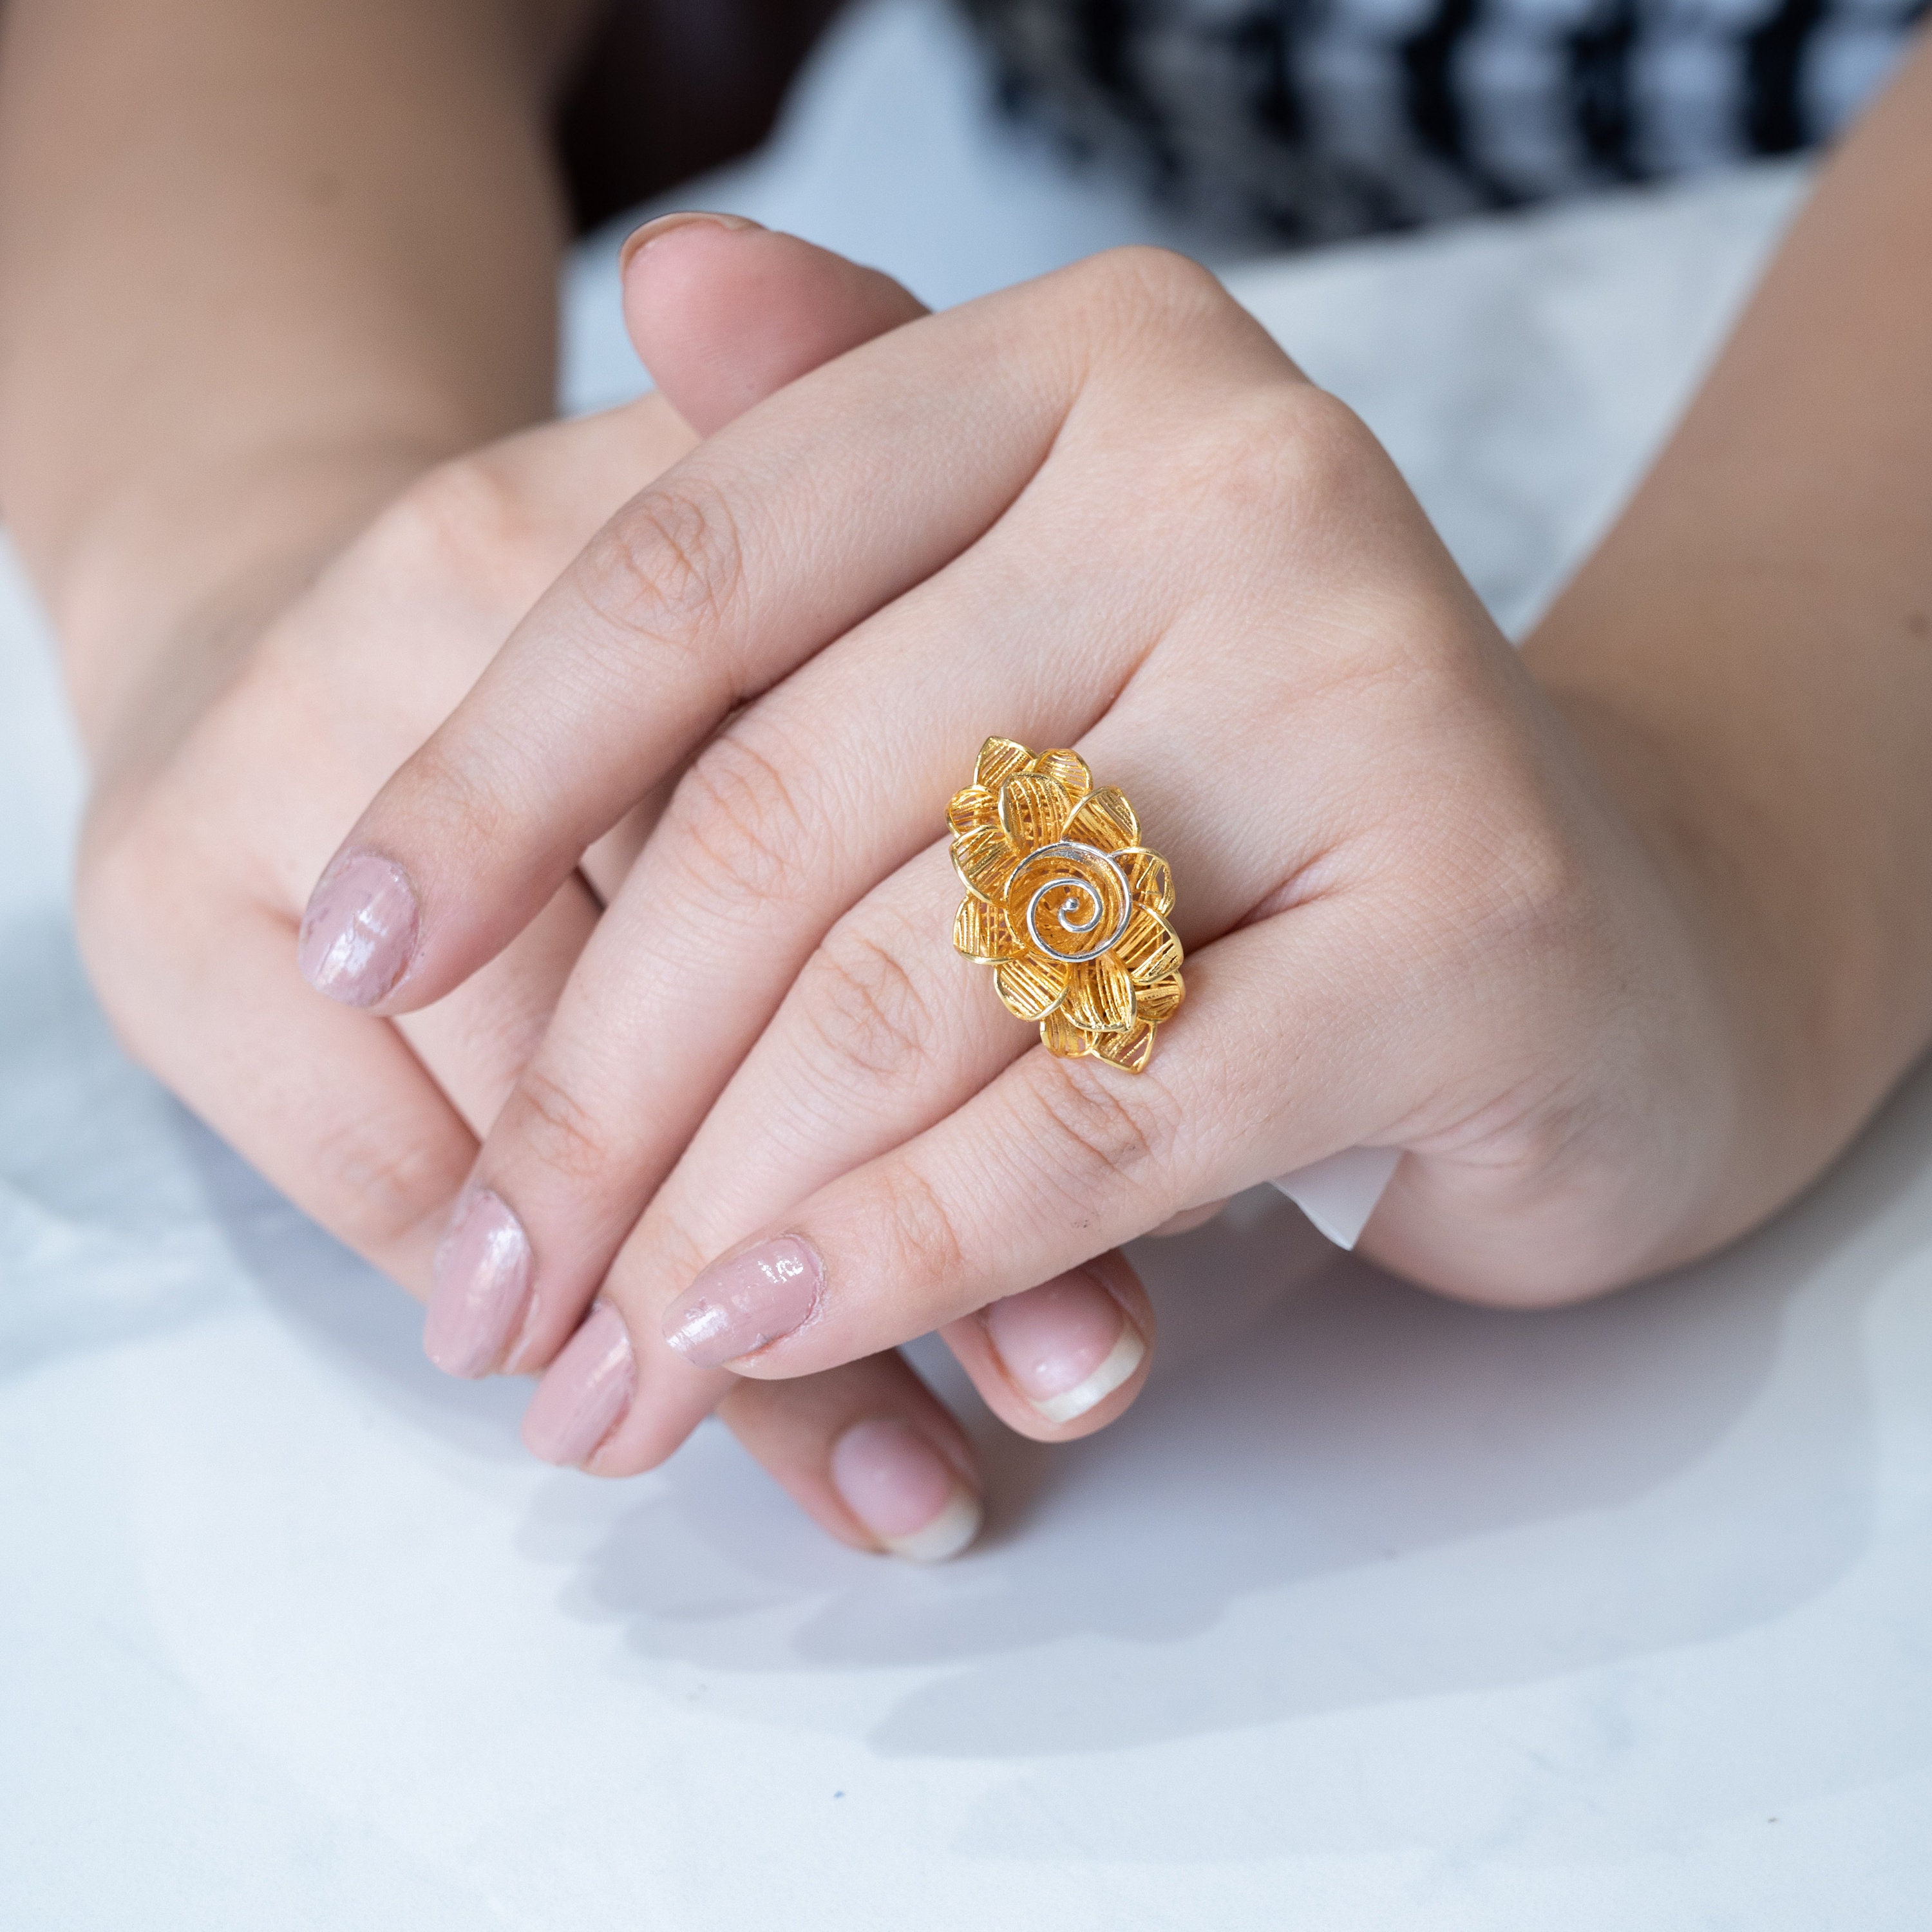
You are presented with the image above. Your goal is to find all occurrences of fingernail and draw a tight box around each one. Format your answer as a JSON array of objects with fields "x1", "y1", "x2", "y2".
[
  {"x1": 982, "y1": 1269, "x2": 1145, "y2": 1425},
  {"x1": 423, "y1": 1189, "x2": 532, "y2": 1379},
  {"x1": 297, "y1": 849, "x2": 419, "y2": 1007},
  {"x1": 522, "y1": 1302, "x2": 634, "y2": 1467},
  {"x1": 829, "y1": 1418, "x2": 982, "y2": 1562},
  {"x1": 618, "y1": 209, "x2": 763, "y2": 274},
  {"x1": 661, "y1": 1235, "x2": 822, "y2": 1369}
]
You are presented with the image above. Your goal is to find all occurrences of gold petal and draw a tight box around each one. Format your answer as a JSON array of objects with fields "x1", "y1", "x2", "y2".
[
  {"x1": 1030, "y1": 748, "x2": 1092, "y2": 799},
  {"x1": 952, "y1": 822, "x2": 1019, "y2": 902},
  {"x1": 1133, "y1": 974, "x2": 1184, "y2": 1024},
  {"x1": 1061, "y1": 952, "x2": 1135, "y2": 1034},
  {"x1": 1115, "y1": 847, "x2": 1175, "y2": 918},
  {"x1": 995, "y1": 953, "x2": 1069, "y2": 1022},
  {"x1": 1113, "y1": 905, "x2": 1183, "y2": 984},
  {"x1": 998, "y1": 773, "x2": 1074, "y2": 855},
  {"x1": 954, "y1": 896, "x2": 1022, "y2": 963},
  {"x1": 1064, "y1": 785, "x2": 1139, "y2": 852},
  {"x1": 1091, "y1": 1021, "x2": 1157, "y2": 1074},
  {"x1": 948, "y1": 784, "x2": 999, "y2": 837},
  {"x1": 975, "y1": 737, "x2": 1033, "y2": 791},
  {"x1": 1040, "y1": 1009, "x2": 1095, "y2": 1058}
]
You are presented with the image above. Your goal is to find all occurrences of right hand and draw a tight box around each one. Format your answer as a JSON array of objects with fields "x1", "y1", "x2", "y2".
[{"x1": 70, "y1": 225, "x2": 993, "y2": 1560}]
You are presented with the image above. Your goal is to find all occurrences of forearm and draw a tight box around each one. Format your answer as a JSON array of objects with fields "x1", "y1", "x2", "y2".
[
  {"x1": 1524, "y1": 28, "x2": 1932, "y2": 1229},
  {"x1": 0, "y1": 0, "x2": 597, "y2": 748}
]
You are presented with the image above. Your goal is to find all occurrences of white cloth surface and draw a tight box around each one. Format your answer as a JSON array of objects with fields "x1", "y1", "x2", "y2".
[{"x1": 6, "y1": 2, "x2": 1929, "y2": 1926}]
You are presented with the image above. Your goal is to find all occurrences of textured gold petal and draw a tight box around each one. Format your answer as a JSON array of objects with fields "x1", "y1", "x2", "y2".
[
  {"x1": 1064, "y1": 785, "x2": 1139, "y2": 853},
  {"x1": 1133, "y1": 973, "x2": 1185, "y2": 1024},
  {"x1": 1030, "y1": 748, "x2": 1092, "y2": 799},
  {"x1": 975, "y1": 737, "x2": 1033, "y2": 791},
  {"x1": 954, "y1": 896, "x2": 1023, "y2": 963},
  {"x1": 1091, "y1": 1021, "x2": 1157, "y2": 1074},
  {"x1": 995, "y1": 953, "x2": 1069, "y2": 1022},
  {"x1": 1061, "y1": 952, "x2": 1136, "y2": 1034},
  {"x1": 952, "y1": 822, "x2": 1019, "y2": 902},
  {"x1": 1113, "y1": 906, "x2": 1184, "y2": 984},
  {"x1": 998, "y1": 773, "x2": 1073, "y2": 855},
  {"x1": 1115, "y1": 847, "x2": 1175, "y2": 918},
  {"x1": 1040, "y1": 1009, "x2": 1096, "y2": 1058},
  {"x1": 948, "y1": 784, "x2": 999, "y2": 838}
]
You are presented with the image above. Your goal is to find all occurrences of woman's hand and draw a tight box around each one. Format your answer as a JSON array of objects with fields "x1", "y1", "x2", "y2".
[
  {"x1": 313, "y1": 221, "x2": 1824, "y2": 1480},
  {"x1": 74, "y1": 229, "x2": 1008, "y2": 1559}
]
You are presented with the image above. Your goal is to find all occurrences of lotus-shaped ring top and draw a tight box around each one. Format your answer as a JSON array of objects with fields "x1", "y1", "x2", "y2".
[{"x1": 949, "y1": 737, "x2": 1184, "y2": 1074}]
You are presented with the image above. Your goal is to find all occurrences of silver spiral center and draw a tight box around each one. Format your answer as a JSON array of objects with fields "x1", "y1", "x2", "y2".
[{"x1": 1019, "y1": 841, "x2": 1132, "y2": 965}]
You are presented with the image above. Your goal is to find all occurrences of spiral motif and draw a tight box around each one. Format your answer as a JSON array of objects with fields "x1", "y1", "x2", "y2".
[{"x1": 1007, "y1": 841, "x2": 1133, "y2": 965}]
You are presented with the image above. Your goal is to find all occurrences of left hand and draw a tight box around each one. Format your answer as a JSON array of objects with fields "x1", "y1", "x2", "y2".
[{"x1": 307, "y1": 227, "x2": 1792, "y2": 1477}]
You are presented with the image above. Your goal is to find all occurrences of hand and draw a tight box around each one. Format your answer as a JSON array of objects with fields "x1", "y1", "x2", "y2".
[
  {"x1": 316, "y1": 227, "x2": 1810, "y2": 1479},
  {"x1": 74, "y1": 226, "x2": 994, "y2": 1558}
]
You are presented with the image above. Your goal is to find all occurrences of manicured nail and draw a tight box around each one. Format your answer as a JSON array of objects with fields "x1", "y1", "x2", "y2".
[
  {"x1": 660, "y1": 1235, "x2": 822, "y2": 1368},
  {"x1": 618, "y1": 209, "x2": 762, "y2": 274},
  {"x1": 522, "y1": 1302, "x2": 634, "y2": 1467},
  {"x1": 423, "y1": 1189, "x2": 532, "y2": 1379},
  {"x1": 829, "y1": 1418, "x2": 982, "y2": 1562},
  {"x1": 297, "y1": 850, "x2": 419, "y2": 1007},
  {"x1": 982, "y1": 1269, "x2": 1145, "y2": 1425}
]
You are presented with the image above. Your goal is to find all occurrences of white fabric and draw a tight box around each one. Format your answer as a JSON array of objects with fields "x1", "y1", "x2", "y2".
[
  {"x1": 8, "y1": 2, "x2": 1930, "y2": 1925},
  {"x1": 1271, "y1": 1145, "x2": 1404, "y2": 1249}
]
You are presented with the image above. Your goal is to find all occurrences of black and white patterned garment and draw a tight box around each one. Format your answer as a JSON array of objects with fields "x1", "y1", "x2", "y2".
[{"x1": 962, "y1": 0, "x2": 1928, "y2": 239}]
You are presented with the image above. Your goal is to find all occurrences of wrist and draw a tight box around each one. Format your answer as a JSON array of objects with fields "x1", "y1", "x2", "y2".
[{"x1": 1535, "y1": 669, "x2": 1874, "y2": 1253}]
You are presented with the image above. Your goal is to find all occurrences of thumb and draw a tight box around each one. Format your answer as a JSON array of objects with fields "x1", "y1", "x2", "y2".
[{"x1": 618, "y1": 213, "x2": 930, "y2": 435}]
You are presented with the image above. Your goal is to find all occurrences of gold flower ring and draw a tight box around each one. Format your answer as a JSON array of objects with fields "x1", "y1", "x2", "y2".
[{"x1": 949, "y1": 737, "x2": 1184, "y2": 1074}]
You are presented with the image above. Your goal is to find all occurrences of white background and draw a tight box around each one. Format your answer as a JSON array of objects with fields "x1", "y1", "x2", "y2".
[{"x1": 4, "y1": 2, "x2": 1927, "y2": 1925}]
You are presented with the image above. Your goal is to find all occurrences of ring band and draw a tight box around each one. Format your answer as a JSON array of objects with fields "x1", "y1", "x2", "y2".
[{"x1": 949, "y1": 737, "x2": 1184, "y2": 1074}]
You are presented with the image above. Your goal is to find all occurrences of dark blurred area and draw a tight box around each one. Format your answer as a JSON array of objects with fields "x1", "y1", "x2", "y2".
[{"x1": 556, "y1": 0, "x2": 848, "y2": 231}]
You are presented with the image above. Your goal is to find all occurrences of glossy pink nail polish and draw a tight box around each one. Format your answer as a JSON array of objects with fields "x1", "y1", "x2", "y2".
[
  {"x1": 982, "y1": 1269, "x2": 1144, "y2": 1425},
  {"x1": 297, "y1": 850, "x2": 419, "y2": 1006},
  {"x1": 829, "y1": 1418, "x2": 982, "y2": 1562},
  {"x1": 423, "y1": 1190, "x2": 532, "y2": 1379},
  {"x1": 660, "y1": 1235, "x2": 822, "y2": 1368},
  {"x1": 522, "y1": 1302, "x2": 634, "y2": 1467}
]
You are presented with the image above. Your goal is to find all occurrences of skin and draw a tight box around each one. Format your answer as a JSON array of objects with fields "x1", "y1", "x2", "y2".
[
  {"x1": 328, "y1": 42, "x2": 1932, "y2": 1472},
  {"x1": 0, "y1": 0, "x2": 1014, "y2": 1553},
  {"x1": 4, "y1": 0, "x2": 1929, "y2": 1533}
]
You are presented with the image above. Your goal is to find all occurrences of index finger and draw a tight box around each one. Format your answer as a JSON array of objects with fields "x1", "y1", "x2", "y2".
[{"x1": 295, "y1": 250, "x2": 1297, "y2": 1014}]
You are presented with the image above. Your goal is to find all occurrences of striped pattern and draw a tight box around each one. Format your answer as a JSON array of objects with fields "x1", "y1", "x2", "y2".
[{"x1": 963, "y1": 0, "x2": 1929, "y2": 239}]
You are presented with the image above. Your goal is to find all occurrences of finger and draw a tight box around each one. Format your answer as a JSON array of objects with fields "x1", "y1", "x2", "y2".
[
  {"x1": 713, "y1": 1350, "x2": 983, "y2": 1560},
  {"x1": 392, "y1": 876, "x2": 598, "y2": 1133},
  {"x1": 421, "y1": 327, "x2": 1358, "y2": 1385},
  {"x1": 514, "y1": 840, "x2": 1164, "y2": 1463},
  {"x1": 622, "y1": 215, "x2": 928, "y2": 435},
  {"x1": 575, "y1": 227, "x2": 928, "y2": 896},
  {"x1": 303, "y1": 249, "x2": 1294, "y2": 1013},
  {"x1": 651, "y1": 900, "x2": 1416, "y2": 1380},
  {"x1": 77, "y1": 873, "x2": 473, "y2": 1296},
  {"x1": 507, "y1": 609, "x2": 1356, "y2": 1472}
]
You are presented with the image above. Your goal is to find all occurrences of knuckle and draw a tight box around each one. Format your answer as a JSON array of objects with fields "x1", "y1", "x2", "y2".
[
  {"x1": 799, "y1": 914, "x2": 937, "y2": 1088},
  {"x1": 374, "y1": 453, "x2": 530, "y2": 594},
  {"x1": 392, "y1": 723, "x2": 515, "y2": 858},
  {"x1": 1481, "y1": 813, "x2": 1595, "y2": 949},
  {"x1": 574, "y1": 476, "x2": 747, "y2": 666},
  {"x1": 1276, "y1": 386, "x2": 1383, "y2": 497},
  {"x1": 504, "y1": 1063, "x2": 623, "y2": 1188},
  {"x1": 1187, "y1": 386, "x2": 1381, "y2": 524},
  {"x1": 874, "y1": 1155, "x2": 969, "y2": 1291},
  {"x1": 70, "y1": 802, "x2": 193, "y2": 1066},
  {"x1": 662, "y1": 728, "x2": 816, "y2": 909},
  {"x1": 1023, "y1": 1056, "x2": 1180, "y2": 1204},
  {"x1": 1078, "y1": 245, "x2": 1231, "y2": 335},
  {"x1": 315, "y1": 1113, "x2": 468, "y2": 1256}
]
